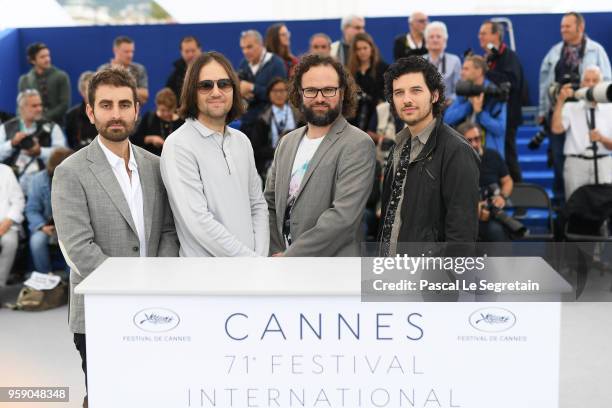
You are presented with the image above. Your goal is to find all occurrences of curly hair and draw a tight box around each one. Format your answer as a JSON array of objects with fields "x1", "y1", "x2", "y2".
[
  {"x1": 288, "y1": 54, "x2": 358, "y2": 118},
  {"x1": 383, "y1": 56, "x2": 446, "y2": 118}
]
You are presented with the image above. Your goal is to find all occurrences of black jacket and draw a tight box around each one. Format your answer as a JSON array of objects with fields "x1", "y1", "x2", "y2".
[
  {"x1": 393, "y1": 33, "x2": 427, "y2": 61},
  {"x1": 64, "y1": 102, "x2": 98, "y2": 150},
  {"x1": 486, "y1": 44, "x2": 526, "y2": 129},
  {"x1": 166, "y1": 58, "x2": 187, "y2": 99},
  {"x1": 380, "y1": 118, "x2": 480, "y2": 246}
]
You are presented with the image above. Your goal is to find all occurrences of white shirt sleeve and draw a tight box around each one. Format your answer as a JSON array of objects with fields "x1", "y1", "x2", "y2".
[
  {"x1": 0, "y1": 126, "x2": 14, "y2": 162},
  {"x1": 39, "y1": 124, "x2": 67, "y2": 162},
  {"x1": 3, "y1": 166, "x2": 25, "y2": 224}
]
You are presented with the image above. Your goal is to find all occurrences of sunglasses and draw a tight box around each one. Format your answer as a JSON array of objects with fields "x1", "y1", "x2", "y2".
[{"x1": 196, "y1": 79, "x2": 233, "y2": 93}]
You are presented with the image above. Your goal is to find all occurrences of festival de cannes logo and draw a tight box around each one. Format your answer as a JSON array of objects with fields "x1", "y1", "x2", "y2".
[
  {"x1": 133, "y1": 308, "x2": 180, "y2": 333},
  {"x1": 469, "y1": 307, "x2": 516, "y2": 333}
]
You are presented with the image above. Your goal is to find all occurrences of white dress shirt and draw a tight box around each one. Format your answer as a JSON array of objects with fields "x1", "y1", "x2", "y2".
[
  {"x1": 562, "y1": 100, "x2": 612, "y2": 156},
  {"x1": 97, "y1": 138, "x2": 147, "y2": 256},
  {"x1": 0, "y1": 164, "x2": 25, "y2": 230}
]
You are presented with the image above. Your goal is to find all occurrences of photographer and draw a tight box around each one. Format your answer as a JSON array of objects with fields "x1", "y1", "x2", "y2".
[
  {"x1": 551, "y1": 66, "x2": 612, "y2": 200},
  {"x1": 458, "y1": 122, "x2": 514, "y2": 241},
  {"x1": 444, "y1": 55, "x2": 507, "y2": 158},
  {"x1": 0, "y1": 89, "x2": 66, "y2": 192},
  {"x1": 538, "y1": 12, "x2": 611, "y2": 202}
]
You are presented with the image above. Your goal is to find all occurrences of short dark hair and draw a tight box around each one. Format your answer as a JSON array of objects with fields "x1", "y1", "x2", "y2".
[
  {"x1": 483, "y1": 20, "x2": 504, "y2": 42},
  {"x1": 288, "y1": 54, "x2": 358, "y2": 118},
  {"x1": 48, "y1": 147, "x2": 74, "y2": 175},
  {"x1": 384, "y1": 56, "x2": 446, "y2": 118},
  {"x1": 180, "y1": 36, "x2": 201, "y2": 50},
  {"x1": 113, "y1": 36, "x2": 134, "y2": 48},
  {"x1": 178, "y1": 51, "x2": 244, "y2": 123},
  {"x1": 266, "y1": 77, "x2": 288, "y2": 97},
  {"x1": 155, "y1": 87, "x2": 178, "y2": 110},
  {"x1": 88, "y1": 68, "x2": 138, "y2": 108},
  {"x1": 26, "y1": 42, "x2": 48, "y2": 62},
  {"x1": 564, "y1": 12, "x2": 585, "y2": 28}
]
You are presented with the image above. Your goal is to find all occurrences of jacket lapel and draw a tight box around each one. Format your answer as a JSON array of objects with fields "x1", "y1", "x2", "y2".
[
  {"x1": 133, "y1": 148, "x2": 156, "y2": 245},
  {"x1": 293, "y1": 116, "x2": 347, "y2": 203},
  {"x1": 276, "y1": 126, "x2": 306, "y2": 231},
  {"x1": 87, "y1": 137, "x2": 138, "y2": 236}
]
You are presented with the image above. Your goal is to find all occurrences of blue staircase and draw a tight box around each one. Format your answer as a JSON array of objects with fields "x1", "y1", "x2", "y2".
[{"x1": 514, "y1": 124, "x2": 556, "y2": 234}]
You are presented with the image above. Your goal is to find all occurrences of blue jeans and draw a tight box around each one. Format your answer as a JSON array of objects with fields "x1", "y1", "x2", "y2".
[{"x1": 30, "y1": 230, "x2": 52, "y2": 273}]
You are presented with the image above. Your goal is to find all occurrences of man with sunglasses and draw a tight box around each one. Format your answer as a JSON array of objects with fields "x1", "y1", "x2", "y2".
[
  {"x1": 264, "y1": 54, "x2": 375, "y2": 256},
  {"x1": 458, "y1": 122, "x2": 513, "y2": 241},
  {"x1": 161, "y1": 52, "x2": 269, "y2": 257}
]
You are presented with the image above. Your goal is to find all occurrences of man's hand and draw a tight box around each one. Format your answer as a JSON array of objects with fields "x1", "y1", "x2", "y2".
[
  {"x1": 41, "y1": 225, "x2": 56, "y2": 237},
  {"x1": 478, "y1": 201, "x2": 490, "y2": 222},
  {"x1": 491, "y1": 195, "x2": 506, "y2": 209},
  {"x1": 469, "y1": 93, "x2": 484, "y2": 114},
  {"x1": 144, "y1": 135, "x2": 165, "y2": 148},
  {"x1": 557, "y1": 83, "x2": 574, "y2": 104},
  {"x1": 10, "y1": 131, "x2": 28, "y2": 147},
  {"x1": 24, "y1": 140, "x2": 41, "y2": 157},
  {"x1": 272, "y1": 252, "x2": 284, "y2": 257},
  {"x1": 240, "y1": 81, "x2": 255, "y2": 99},
  {"x1": 0, "y1": 218, "x2": 13, "y2": 236},
  {"x1": 590, "y1": 129, "x2": 604, "y2": 143}
]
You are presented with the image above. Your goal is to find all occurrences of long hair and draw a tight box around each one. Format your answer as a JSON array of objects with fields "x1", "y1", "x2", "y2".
[
  {"x1": 347, "y1": 32, "x2": 381, "y2": 79},
  {"x1": 288, "y1": 54, "x2": 358, "y2": 118},
  {"x1": 265, "y1": 23, "x2": 293, "y2": 62},
  {"x1": 178, "y1": 51, "x2": 244, "y2": 124}
]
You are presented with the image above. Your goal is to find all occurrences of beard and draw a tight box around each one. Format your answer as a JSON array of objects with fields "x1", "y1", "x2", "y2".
[
  {"x1": 96, "y1": 118, "x2": 135, "y2": 142},
  {"x1": 400, "y1": 101, "x2": 433, "y2": 127},
  {"x1": 302, "y1": 101, "x2": 342, "y2": 127}
]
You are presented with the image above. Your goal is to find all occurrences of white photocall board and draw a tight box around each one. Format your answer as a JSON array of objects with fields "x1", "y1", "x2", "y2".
[{"x1": 77, "y1": 258, "x2": 561, "y2": 408}]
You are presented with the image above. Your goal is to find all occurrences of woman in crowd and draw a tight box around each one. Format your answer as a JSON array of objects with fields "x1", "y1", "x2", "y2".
[
  {"x1": 131, "y1": 87, "x2": 184, "y2": 156},
  {"x1": 265, "y1": 23, "x2": 299, "y2": 76},
  {"x1": 424, "y1": 21, "x2": 462, "y2": 103},
  {"x1": 347, "y1": 32, "x2": 388, "y2": 131},
  {"x1": 251, "y1": 77, "x2": 302, "y2": 179}
]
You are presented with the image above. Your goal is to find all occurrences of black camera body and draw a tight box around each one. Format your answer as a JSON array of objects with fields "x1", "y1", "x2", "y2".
[
  {"x1": 548, "y1": 73, "x2": 581, "y2": 104},
  {"x1": 17, "y1": 122, "x2": 52, "y2": 150},
  {"x1": 456, "y1": 80, "x2": 510, "y2": 102},
  {"x1": 481, "y1": 183, "x2": 527, "y2": 239}
]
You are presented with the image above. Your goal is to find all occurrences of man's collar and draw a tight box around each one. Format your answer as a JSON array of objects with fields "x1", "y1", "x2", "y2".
[
  {"x1": 97, "y1": 137, "x2": 137, "y2": 170},
  {"x1": 188, "y1": 118, "x2": 229, "y2": 138}
]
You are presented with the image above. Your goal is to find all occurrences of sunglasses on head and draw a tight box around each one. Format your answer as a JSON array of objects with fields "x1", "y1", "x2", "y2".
[{"x1": 196, "y1": 79, "x2": 233, "y2": 92}]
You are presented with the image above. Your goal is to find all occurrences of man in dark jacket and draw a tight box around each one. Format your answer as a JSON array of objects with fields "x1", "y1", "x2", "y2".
[
  {"x1": 64, "y1": 71, "x2": 97, "y2": 150},
  {"x1": 18, "y1": 43, "x2": 71, "y2": 126},
  {"x1": 479, "y1": 20, "x2": 526, "y2": 182},
  {"x1": 166, "y1": 36, "x2": 202, "y2": 99},
  {"x1": 379, "y1": 56, "x2": 479, "y2": 256},
  {"x1": 237, "y1": 30, "x2": 287, "y2": 136}
]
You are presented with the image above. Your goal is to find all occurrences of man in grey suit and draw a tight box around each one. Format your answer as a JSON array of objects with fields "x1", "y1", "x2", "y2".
[
  {"x1": 265, "y1": 54, "x2": 376, "y2": 256},
  {"x1": 51, "y1": 68, "x2": 178, "y2": 407}
]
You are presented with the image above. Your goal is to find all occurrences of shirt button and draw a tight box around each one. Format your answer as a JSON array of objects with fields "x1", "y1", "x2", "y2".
[{"x1": 132, "y1": 246, "x2": 139, "y2": 252}]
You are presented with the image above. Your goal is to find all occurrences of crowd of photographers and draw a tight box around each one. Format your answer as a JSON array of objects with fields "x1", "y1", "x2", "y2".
[{"x1": 0, "y1": 11, "x2": 611, "y2": 285}]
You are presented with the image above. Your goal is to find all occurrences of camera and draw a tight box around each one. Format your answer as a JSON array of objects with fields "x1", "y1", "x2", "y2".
[
  {"x1": 481, "y1": 184, "x2": 528, "y2": 239},
  {"x1": 456, "y1": 80, "x2": 510, "y2": 101},
  {"x1": 527, "y1": 129, "x2": 547, "y2": 150},
  {"x1": 548, "y1": 73, "x2": 580, "y2": 104},
  {"x1": 18, "y1": 122, "x2": 52, "y2": 150},
  {"x1": 574, "y1": 81, "x2": 612, "y2": 103}
]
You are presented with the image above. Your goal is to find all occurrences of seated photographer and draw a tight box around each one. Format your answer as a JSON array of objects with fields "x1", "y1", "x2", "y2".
[
  {"x1": 0, "y1": 89, "x2": 66, "y2": 193},
  {"x1": 551, "y1": 66, "x2": 612, "y2": 200},
  {"x1": 458, "y1": 122, "x2": 514, "y2": 241},
  {"x1": 0, "y1": 163, "x2": 25, "y2": 287},
  {"x1": 64, "y1": 71, "x2": 98, "y2": 150},
  {"x1": 25, "y1": 148, "x2": 73, "y2": 274},
  {"x1": 445, "y1": 55, "x2": 507, "y2": 158}
]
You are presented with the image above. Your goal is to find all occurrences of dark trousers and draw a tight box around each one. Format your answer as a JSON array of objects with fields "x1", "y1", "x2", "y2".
[
  {"x1": 479, "y1": 219, "x2": 511, "y2": 242},
  {"x1": 550, "y1": 132, "x2": 566, "y2": 203},
  {"x1": 73, "y1": 333, "x2": 88, "y2": 390},
  {"x1": 505, "y1": 126, "x2": 522, "y2": 182}
]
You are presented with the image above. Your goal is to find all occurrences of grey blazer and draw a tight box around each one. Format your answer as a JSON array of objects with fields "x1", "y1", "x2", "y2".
[
  {"x1": 264, "y1": 116, "x2": 376, "y2": 256},
  {"x1": 51, "y1": 137, "x2": 179, "y2": 333}
]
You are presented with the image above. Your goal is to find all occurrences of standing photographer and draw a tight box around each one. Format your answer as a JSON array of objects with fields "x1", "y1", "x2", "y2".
[
  {"x1": 538, "y1": 12, "x2": 611, "y2": 202},
  {"x1": 444, "y1": 55, "x2": 507, "y2": 158},
  {"x1": 551, "y1": 66, "x2": 612, "y2": 200},
  {"x1": 0, "y1": 89, "x2": 66, "y2": 192}
]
